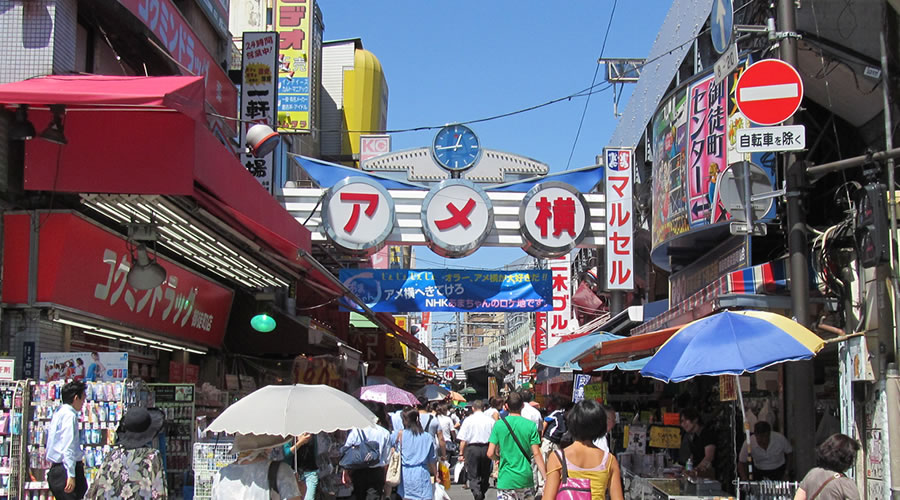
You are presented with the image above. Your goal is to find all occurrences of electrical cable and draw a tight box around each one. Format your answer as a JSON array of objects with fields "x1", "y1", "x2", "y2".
[{"x1": 564, "y1": 0, "x2": 618, "y2": 172}]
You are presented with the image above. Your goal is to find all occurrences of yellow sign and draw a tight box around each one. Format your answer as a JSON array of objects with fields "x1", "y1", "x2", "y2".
[
  {"x1": 274, "y1": 0, "x2": 312, "y2": 132},
  {"x1": 582, "y1": 383, "x2": 605, "y2": 401},
  {"x1": 394, "y1": 315, "x2": 408, "y2": 332},
  {"x1": 649, "y1": 426, "x2": 682, "y2": 449}
]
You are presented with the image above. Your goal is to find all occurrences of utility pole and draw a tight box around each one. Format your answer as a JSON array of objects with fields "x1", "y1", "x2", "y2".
[
  {"x1": 778, "y1": 0, "x2": 816, "y2": 478},
  {"x1": 455, "y1": 312, "x2": 461, "y2": 364}
]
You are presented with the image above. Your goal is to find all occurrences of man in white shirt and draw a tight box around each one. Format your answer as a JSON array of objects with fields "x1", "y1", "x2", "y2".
[
  {"x1": 739, "y1": 422, "x2": 794, "y2": 480},
  {"x1": 594, "y1": 404, "x2": 617, "y2": 451},
  {"x1": 457, "y1": 400, "x2": 496, "y2": 500},
  {"x1": 45, "y1": 380, "x2": 88, "y2": 500}
]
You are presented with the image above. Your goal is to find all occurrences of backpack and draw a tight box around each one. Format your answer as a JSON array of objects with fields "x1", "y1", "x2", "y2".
[
  {"x1": 554, "y1": 449, "x2": 592, "y2": 500},
  {"x1": 544, "y1": 410, "x2": 568, "y2": 444}
]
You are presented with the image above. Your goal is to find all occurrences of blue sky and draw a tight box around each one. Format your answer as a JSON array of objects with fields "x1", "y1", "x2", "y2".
[{"x1": 317, "y1": 1, "x2": 672, "y2": 271}]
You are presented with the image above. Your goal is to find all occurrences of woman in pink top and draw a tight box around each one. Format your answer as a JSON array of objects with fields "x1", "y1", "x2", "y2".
[{"x1": 543, "y1": 400, "x2": 624, "y2": 500}]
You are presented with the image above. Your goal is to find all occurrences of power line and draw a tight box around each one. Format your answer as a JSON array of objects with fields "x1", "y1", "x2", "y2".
[{"x1": 565, "y1": 0, "x2": 618, "y2": 171}]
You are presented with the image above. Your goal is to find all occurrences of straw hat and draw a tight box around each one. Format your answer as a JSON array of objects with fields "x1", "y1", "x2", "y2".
[{"x1": 230, "y1": 433, "x2": 291, "y2": 454}]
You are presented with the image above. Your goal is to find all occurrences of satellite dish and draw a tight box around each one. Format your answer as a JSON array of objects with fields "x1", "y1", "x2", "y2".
[{"x1": 716, "y1": 162, "x2": 774, "y2": 222}]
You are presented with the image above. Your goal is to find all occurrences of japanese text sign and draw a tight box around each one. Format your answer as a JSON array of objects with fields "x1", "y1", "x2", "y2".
[
  {"x1": 322, "y1": 177, "x2": 395, "y2": 254},
  {"x1": 274, "y1": 0, "x2": 312, "y2": 132},
  {"x1": 339, "y1": 269, "x2": 552, "y2": 313},
  {"x1": 532, "y1": 312, "x2": 548, "y2": 357},
  {"x1": 649, "y1": 426, "x2": 682, "y2": 449},
  {"x1": 422, "y1": 180, "x2": 493, "y2": 258},
  {"x1": 687, "y1": 75, "x2": 727, "y2": 226},
  {"x1": 521, "y1": 182, "x2": 590, "y2": 258},
  {"x1": 7, "y1": 213, "x2": 234, "y2": 347},
  {"x1": 604, "y1": 148, "x2": 634, "y2": 290},
  {"x1": 240, "y1": 32, "x2": 279, "y2": 193},
  {"x1": 119, "y1": 0, "x2": 238, "y2": 133},
  {"x1": 572, "y1": 373, "x2": 591, "y2": 403},
  {"x1": 735, "y1": 125, "x2": 806, "y2": 153},
  {"x1": 0, "y1": 359, "x2": 14, "y2": 382},
  {"x1": 548, "y1": 253, "x2": 573, "y2": 347}
]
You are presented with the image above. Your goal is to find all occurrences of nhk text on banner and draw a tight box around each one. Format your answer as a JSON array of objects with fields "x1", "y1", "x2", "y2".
[
  {"x1": 274, "y1": 0, "x2": 312, "y2": 132},
  {"x1": 339, "y1": 269, "x2": 553, "y2": 313},
  {"x1": 240, "y1": 32, "x2": 279, "y2": 193},
  {"x1": 40, "y1": 352, "x2": 129, "y2": 382},
  {"x1": 604, "y1": 148, "x2": 634, "y2": 290}
]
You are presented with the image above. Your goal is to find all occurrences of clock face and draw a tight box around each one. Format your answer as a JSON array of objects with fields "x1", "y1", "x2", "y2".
[{"x1": 432, "y1": 124, "x2": 481, "y2": 171}]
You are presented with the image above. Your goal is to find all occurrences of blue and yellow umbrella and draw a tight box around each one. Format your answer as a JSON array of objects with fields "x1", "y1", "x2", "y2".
[{"x1": 641, "y1": 310, "x2": 825, "y2": 383}]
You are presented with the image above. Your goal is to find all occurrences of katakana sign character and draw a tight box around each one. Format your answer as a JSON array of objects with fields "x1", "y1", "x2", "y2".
[
  {"x1": 609, "y1": 202, "x2": 631, "y2": 227},
  {"x1": 609, "y1": 232, "x2": 631, "y2": 255},
  {"x1": 608, "y1": 175, "x2": 630, "y2": 198},
  {"x1": 435, "y1": 199, "x2": 475, "y2": 230},
  {"x1": 609, "y1": 261, "x2": 632, "y2": 285},
  {"x1": 339, "y1": 192, "x2": 379, "y2": 233}
]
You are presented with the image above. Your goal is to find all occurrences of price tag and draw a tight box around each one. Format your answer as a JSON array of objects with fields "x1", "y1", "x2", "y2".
[{"x1": 649, "y1": 426, "x2": 682, "y2": 449}]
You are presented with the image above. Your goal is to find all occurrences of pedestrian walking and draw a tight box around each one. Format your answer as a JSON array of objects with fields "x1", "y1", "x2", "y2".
[
  {"x1": 342, "y1": 401, "x2": 393, "y2": 500},
  {"x1": 388, "y1": 408, "x2": 438, "y2": 500},
  {"x1": 283, "y1": 433, "x2": 318, "y2": 500},
  {"x1": 212, "y1": 434, "x2": 302, "y2": 500},
  {"x1": 543, "y1": 400, "x2": 624, "y2": 500},
  {"x1": 487, "y1": 392, "x2": 546, "y2": 500},
  {"x1": 86, "y1": 406, "x2": 167, "y2": 499},
  {"x1": 46, "y1": 380, "x2": 89, "y2": 500},
  {"x1": 457, "y1": 399, "x2": 496, "y2": 500},
  {"x1": 794, "y1": 433, "x2": 861, "y2": 500}
]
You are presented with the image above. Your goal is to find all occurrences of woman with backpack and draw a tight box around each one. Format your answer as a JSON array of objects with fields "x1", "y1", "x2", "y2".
[{"x1": 542, "y1": 400, "x2": 624, "y2": 500}]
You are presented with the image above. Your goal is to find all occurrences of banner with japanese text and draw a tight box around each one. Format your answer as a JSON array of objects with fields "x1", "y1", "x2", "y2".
[
  {"x1": 687, "y1": 74, "x2": 727, "y2": 226},
  {"x1": 604, "y1": 149, "x2": 634, "y2": 290},
  {"x1": 339, "y1": 269, "x2": 552, "y2": 313},
  {"x1": 274, "y1": 0, "x2": 312, "y2": 132},
  {"x1": 548, "y1": 254, "x2": 573, "y2": 347},
  {"x1": 240, "y1": 32, "x2": 278, "y2": 192}
]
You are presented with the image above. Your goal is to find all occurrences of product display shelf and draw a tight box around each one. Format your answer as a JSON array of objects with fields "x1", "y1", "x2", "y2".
[
  {"x1": 148, "y1": 383, "x2": 195, "y2": 499},
  {"x1": 191, "y1": 442, "x2": 236, "y2": 499},
  {"x1": 24, "y1": 380, "x2": 130, "y2": 499},
  {"x1": 0, "y1": 381, "x2": 28, "y2": 500}
]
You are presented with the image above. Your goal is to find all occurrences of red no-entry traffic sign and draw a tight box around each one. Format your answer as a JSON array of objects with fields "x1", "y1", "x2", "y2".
[{"x1": 735, "y1": 59, "x2": 804, "y2": 126}]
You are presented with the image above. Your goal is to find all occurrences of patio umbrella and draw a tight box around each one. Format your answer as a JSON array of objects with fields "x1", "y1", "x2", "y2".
[
  {"x1": 640, "y1": 310, "x2": 825, "y2": 477},
  {"x1": 449, "y1": 391, "x2": 466, "y2": 402},
  {"x1": 416, "y1": 384, "x2": 450, "y2": 402},
  {"x1": 536, "y1": 332, "x2": 624, "y2": 370},
  {"x1": 357, "y1": 384, "x2": 420, "y2": 406},
  {"x1": 365, "y1": 375, "x2": 397, "y2": 387},
  {"x1": 459, "y1": 386, "x2": 477, "y2": 396},
  {"x1": 207, "y1": 384, "x2": 378, "y2": 436}
]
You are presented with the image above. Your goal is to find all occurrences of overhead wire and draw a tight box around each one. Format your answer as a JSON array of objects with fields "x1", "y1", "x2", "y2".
[{"x1": 564, "y1": 0, "x2": 618, "y2": 171}]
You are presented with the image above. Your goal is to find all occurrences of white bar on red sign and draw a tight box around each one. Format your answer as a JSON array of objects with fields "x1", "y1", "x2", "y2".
[{"x1": 604, "y1": 148, "x2": 634, "y2": 290}]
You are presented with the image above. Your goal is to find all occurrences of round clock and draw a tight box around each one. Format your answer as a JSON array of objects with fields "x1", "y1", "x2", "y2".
[{"x1": 432, "y1": 124, "x2": 481, "y2": 171}]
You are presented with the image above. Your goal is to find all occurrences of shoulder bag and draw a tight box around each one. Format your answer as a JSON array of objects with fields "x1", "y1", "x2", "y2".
[
  {"x1": 499, "y1": 415, "x2": 532, "y2": 461},
  {"x1": 267, "y1": 461, "x2": 282, "y2": 500},
  {"x1": 554, "y1": 448, "x2": 592, "y2": 500},
  {"x1": 809, "y1": 472, "x2": 842, "y2": 500},
  {"x1": 385, "y1": 430, "x2": 403, "y2": 487},
  {"x1": 339, "y1": 429, "x2": 381, "y2": 469}
]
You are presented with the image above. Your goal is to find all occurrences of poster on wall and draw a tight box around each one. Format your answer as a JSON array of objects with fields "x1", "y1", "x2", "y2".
[
  {"x1": 40, "y1": 352, "x2": 128, "y2": 381},
  {"x1": 650, "y1": 88, "x2": 689, "y2": 248}
]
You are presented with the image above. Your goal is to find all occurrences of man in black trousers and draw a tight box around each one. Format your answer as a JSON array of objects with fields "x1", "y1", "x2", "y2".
[
  {"x1": 457, "y1": 399, "x2": 497, "y2": 500},
  {"x1": 46, "y1": 380, "x2": 88, "y2": 500}
]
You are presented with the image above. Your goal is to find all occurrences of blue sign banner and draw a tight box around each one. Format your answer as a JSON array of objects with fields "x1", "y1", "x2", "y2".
[
  {"x1": 339, "y1": 269, "x2": 553, "y2": 313},
  {"x1": 572, "y1": 374, "x2": 591, "y2": 403}
]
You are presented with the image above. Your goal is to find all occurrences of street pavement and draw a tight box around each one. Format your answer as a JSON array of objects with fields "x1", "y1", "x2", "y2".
[{"x1": 447, "y1": 484, "x2": 497, "y2": 500}]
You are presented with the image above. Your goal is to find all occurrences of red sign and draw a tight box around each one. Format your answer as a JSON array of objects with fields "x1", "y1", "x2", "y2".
[
  {"x1": 169, "y1": 361, "x2": 184, "y2": 382},
  {"x1": 443, "y1": 368, "x2": 455, "y2": 381},
  {"x1": 735, "y1": 59, "x2": 804, "y2": 126},
  {"x1": 2, "y1": 213, "x2": 234, "y2": 347},
  {"x1": 118, "y1": 0, "x2": 238, "y2": 133},
  {"x1": 532, "y1": 312, "x2": 548, "y2": 356}
]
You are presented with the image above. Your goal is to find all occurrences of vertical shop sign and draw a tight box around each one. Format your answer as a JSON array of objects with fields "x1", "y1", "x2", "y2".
[
  {"x1": 532, "y1": 312, "x2": 548, "y2": 356},
  {"x1": 240, "y1": 32, "x2": 279, "y2": 193},
  {"x1": 547, "y1": 254, "x2": 572, "y2": 348},
  {"x1": 687, "y1": 74, "x2": 727, "y2": 225},
  {"x1": 23, "y1": 342, "x2": 35, "y2": 379},
  {"x1": 274, "y1": 0, "x2": 312, "y2": 132},
  {"x1": 604, "y1": 148, "x2": 634, "y2": 290},
  {"x1": 572, "y1": 373, "x2": 590, "y2": 402}
]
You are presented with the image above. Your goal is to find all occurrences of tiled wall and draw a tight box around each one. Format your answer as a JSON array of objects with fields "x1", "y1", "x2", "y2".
[{"x1": 0, "y1": 0, "x2": 77, "y2": 84}]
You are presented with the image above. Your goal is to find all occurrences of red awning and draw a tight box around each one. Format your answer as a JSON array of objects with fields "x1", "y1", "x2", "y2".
[
  {"x1": 375, "y1": 312, "x2": 439, "y2": 366},
  {"x1": 0, "y1": 75, "x2": 310, "y2": 264},
  {"x1": 0, "y1": 75, "x2": 205, "y2": 120},
  {"x1": 575, "y1": 326, "x2": 681, "y2": 371}
]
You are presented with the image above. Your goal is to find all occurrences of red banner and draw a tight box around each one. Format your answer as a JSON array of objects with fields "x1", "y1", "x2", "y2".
[
  {"x1": 532, "y1": 312, "x2": 548, "y2": 356},
  {"x1": 117, "y1": 0, "x2": 237, "y2": 132},
  {"x1": 3, "y1": 213, "x2": 233, "y2": 347}
]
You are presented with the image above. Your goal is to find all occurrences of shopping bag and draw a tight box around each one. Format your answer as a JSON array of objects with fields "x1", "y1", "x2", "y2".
[
  {"x1": 433, "y1": 483, "x2": 451, "y2": 500},
  {"x1": 384, "y1": 431, "x2": 402, "y2": 487},
  {"x1": 453, "y1": 462, "x2": 465, "y2": 484},
  {"x1": 439, "y1": 461, "x2": 451, "y2": 489},
  {"x1": 339, "y1": 429, "x2": 381, "y2": 469}
]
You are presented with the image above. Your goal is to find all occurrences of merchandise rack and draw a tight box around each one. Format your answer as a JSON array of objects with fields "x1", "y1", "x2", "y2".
[
  {"x1": 191, "y1": 442, "x2": 236, "y2": 499},
  {"x1": 1, "y1": 381, "x2": 27, "y2": 500},
  {"x1": 148, "y1": 383, "x2": 195, "y2": 499}
]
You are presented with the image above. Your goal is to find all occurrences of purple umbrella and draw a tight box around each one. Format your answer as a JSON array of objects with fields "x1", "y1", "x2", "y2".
[{"x1": 357, "y1": 384, "x2": 421, "y2": 406}]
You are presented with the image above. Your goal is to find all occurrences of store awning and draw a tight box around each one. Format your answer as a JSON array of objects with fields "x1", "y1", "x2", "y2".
[
  {"x1": 575, "y1": 326, "x2": 681, "y2": 371},
  {"x1": 347, "y1": 312, "x2": 438, "y2": 366},
  {"x1": 536, "y1": 332, "x2": 624, "y2": 371}
]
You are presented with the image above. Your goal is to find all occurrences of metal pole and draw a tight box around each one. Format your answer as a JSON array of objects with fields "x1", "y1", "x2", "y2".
[
  {"x1": 778, "y1": 0, "x2": 816, "y2": 479},
  {"x1": 806, "y1": 148, "x2": 900, "y2": 177},
  {"x1": 743, "y1": 158, "x2": 753, "y2": 251},
  {"x1": 880, "y1": 31, "x2": 899, "y2": 363}
]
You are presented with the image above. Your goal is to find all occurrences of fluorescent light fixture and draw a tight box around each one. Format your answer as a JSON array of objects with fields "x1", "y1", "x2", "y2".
[
  {"x1": 147, "y1": 344, "x2": 173, "y2": 352},
  {"x1": 54, "y1": 318, "x2": 100, "y2": 330},
  {"x1": 83, "y1": 331, "x2": 117, "y2": 340},
  {"x1": 118, "y1": 338, "x2": 149, "y2": 347},
  {"x1": 184, "y1": 347, "x2": 207, "y2": 355}
]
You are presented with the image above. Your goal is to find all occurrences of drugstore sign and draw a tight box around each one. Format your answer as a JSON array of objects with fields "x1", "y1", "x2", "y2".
[{"x1": 1, "y1": 213, "x2": 234, "y2": 347}]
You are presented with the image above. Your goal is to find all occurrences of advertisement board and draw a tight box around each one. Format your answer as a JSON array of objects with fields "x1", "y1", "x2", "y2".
[
  {"x1": 274, "y1": 0, "x2": 312, "y2": 132},
  {"x1": 339, "y1": 269, "x2": 553, "y2": 313},
  {"x1": 604, "y1": 149, "x2": 634, "y2": 290},
  {"x1": 548, "y1": 254, "x2": 573, "y2": 348},
  {"x1": 650, "y1": 62, "x2": 777, "y2": 254},
  {"x1": 40, "y1": 352, "x2": 129, "y2": 381},
  {"x1": 240, "y1": 32, "x2": 279, "y2": 192}
]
